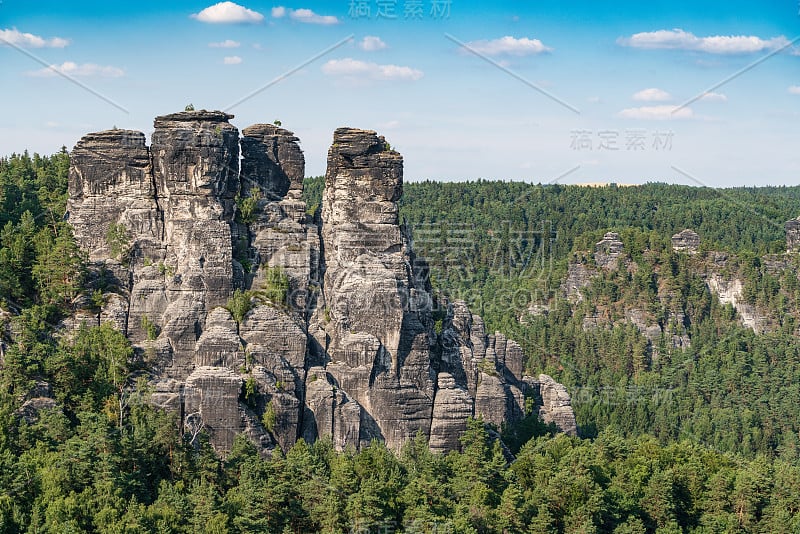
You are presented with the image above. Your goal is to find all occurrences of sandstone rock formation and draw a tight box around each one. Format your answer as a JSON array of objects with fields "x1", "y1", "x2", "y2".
[
  {"x1": 595, "y1": 232, "x2": 624, "y2": 270},
  {"x1": 530, "y1": 374, "x2": 578, "y2": 436},
  {"x1": 706, "y1": 274, "x2": 768, "y2": 333},
  {"x1": 672, "y1": 229, "x2": 700, "y2": 254},
  {"x1": 66, "y1": 111, "x2": 577, "y2": 455},
  {"x1": 787, "y1": 217, "x2": 800, "y2": 253}
]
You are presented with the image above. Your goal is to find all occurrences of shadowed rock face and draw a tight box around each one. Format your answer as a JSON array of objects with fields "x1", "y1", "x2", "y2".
[
  {"x1": 241, "y1": 124, "x2": 305, "y2": 200},
  {"x1": 67, "y1": 130, "x2": 159, "y2": 262},
  {"x1": 67, "y1": 112, "x2": 577, "y2": 455}
]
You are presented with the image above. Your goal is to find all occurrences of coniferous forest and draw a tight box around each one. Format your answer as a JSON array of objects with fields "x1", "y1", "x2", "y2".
[{"x1": 3, "y1": 153, "x2": 800, "y2": 532}]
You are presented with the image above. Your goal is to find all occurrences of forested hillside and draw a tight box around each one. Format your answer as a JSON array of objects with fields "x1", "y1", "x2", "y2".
[
  {"x1": 2, "y1": 157, "x2": 800, "y2": 532},
  {"x1": 306, "y1": 178, "x2": 800, "y2": 460}
]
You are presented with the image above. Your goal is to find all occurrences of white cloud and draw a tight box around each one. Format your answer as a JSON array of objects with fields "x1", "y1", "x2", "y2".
[
  {"x1": 209, "y1": 39, "x2": 241, "y2": 48},
  {"x1": 587, "y1": 96, "x2": 602, "y2": 104},
  {"x1": 618, "y1": 28, "x2": 790, "y2": 54},
  {"x1": 191, "y1": 2, "x2": 264, "y2": 24},
  {"x1": 699, "y1": 91, "x2": 727, "y2": 102},
  {"x1": 322, "y1": 58, "x2": 423, "y2": 81},
  {"x1": 633, "y1": 88, "x2": 672, "y2": 102},
  {"x1": 271, "y1": 6, "x2": 338, "y2": 24},
  {"x1": 618, "y1": 105, "x2": 694, "y2": 120},
  {"x1": 359, "y1": 36, "x2": 387, "y2": 52},
  {"x1": 789, "y1": 86, "x2": 800, "y2": 95},
  {"x1": 462, "y1": 36, "x2": 552, "y2": 56},
  {"x1": 27, "y1": 61, "x2": 124, "y2": 78},
  {"x1": 0, "y1": 28, "x2": 69, "y2": 48},
  {"x1": 289, "y1": 8, "x2": 339, "y2": 25},
  {"x1": 223, "y1": 55, "x2": 243, "y2": 65}
]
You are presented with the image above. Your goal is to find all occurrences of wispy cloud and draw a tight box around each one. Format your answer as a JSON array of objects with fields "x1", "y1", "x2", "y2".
[
  {"x1": 0, "y1": 28, "x2": 69, "y2": 48},
  {"x1": 272, "y1": 6, "x2": 339, "y2": 25},
  {"x1": 191, "y1": 2, "x2": 264, "y2": 24},
  {"x1": 223, "y1": 55, "x2": 243, "y2": 65},
  {"x1": 789, "y1": 86, "x2": 800, "y2": 95},
  {"x1": 633, "y1": 88, "x2": 671, "y2": 102},
  {"x1": 27, "y1": 61, "x2": 124, "y2": 78},
  {"x1": 618, "y1": 105, "x2": 694, "y2": 120},
  {"x1": 322, "y1": 58, "x2": 423, "y2": 81},
  {"x1": 359, "y1": 36, "x2": 387, "y2": 52},
  {"x1": 461, "y1": 36, "x2": 552, "y2": 56},
  {"x1": 619, "y1": 29, "x2": 790, "y2": 54},
  {"x1": 209, "y1": 39, "x2": 241, "y2": 48}
]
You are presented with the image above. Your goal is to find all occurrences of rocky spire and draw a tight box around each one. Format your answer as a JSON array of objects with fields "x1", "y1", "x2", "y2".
[
  {"x1": 307, "y1": 127, "x2": 436, "y2": 450},
  {"x1": 241, "y1": 124, "x2": 305, "y2": 200}
]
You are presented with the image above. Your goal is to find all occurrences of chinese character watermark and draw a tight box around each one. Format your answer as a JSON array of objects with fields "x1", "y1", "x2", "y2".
[
  {"x1": 570, "y1": 129, "x2": 674, "y2": 151},
  {"x1": 349, "y1": 0, "x2": 451, "y2": 19}
]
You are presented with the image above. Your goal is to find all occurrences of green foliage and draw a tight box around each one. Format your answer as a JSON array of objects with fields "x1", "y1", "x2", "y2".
[
  {"x1": 90, "y1": 289, "x2": 104, "y2": 310},
  {"x1": 235, "y1": 189, "x2": 261, "y2": 225},
  {"x1": 105, "y1": 222, "x2": 131, "y2": 261},
  {"x1": 243, "y1": 376, "x2": 257, "y2": 407},
  {"x1": 273, "y1": 119, "x2": 282, "y2": 126},
  {"x1": 262, "y1": 401, "x2": 276, "y2": 433},
  {"x1": 141, "y1": 315, "x2": 158, "y2": 340},
  {"x1": 157, "y1": 261, "x2": 175, "y2": 277},
  {"x1": 185, "y1": 103, "x2": 195, "y2": 111},
  {"x1": 225, "y1": 290, "x2": 253, "y2": 326},
  {"x1": 258, "y1": 265, "x2": 289, "y2": 307}
]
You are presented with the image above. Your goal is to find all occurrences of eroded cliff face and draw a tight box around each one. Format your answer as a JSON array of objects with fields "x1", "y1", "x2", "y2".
[{"x1": 66, "y1": 111, "x2": 577, "y2": 455}]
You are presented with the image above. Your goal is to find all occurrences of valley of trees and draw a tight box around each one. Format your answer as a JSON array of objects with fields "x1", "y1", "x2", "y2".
[{"x1": 1, "y1": 156, "x2": 800, "y2": 532}]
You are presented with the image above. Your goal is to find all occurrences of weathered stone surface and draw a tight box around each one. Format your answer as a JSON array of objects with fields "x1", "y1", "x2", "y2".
[
  {"x1": 302, "y1": 367, "x2": 365, "y2": 450},
  {"x1": 195, "y1": 307, "x2": 242, "y2": 368},
  {"x1": 531, "y1": 374, "x2": 578, "y2": 436},
  {"x1": 67, "y1": 129, "x2": 161, "y2": 262},
  {"x1": 429, "y1": 373, "x2": 473, "y2": 453},
  {"x1": 562, "y1": 261, "x2": 596, "y2": 302},
  {"x1": 99, "y1": 293, "x2": 129, "y2": 334},
  {"x1": 595, "y1": 232, "x2": 624, "y2": 270},
  {"x1": 184, "y1": 366, "x2": 243, "y2": 452},
  {"x1": 672, "y1": 229, "x2": 700, "y2": 254},
  {"x1": 241, "y1": 124, "x2": 305, "y2": 199},
  {"x1": 706, "y1": 274, "x2": 768, "y2": 333},
  {"x1": 68, "y1": 112, "x2": 576, "y2": 455},
  {"x1": 311, "y1": 127, "x2": 435, "y2": 451},
  {"x1": 787, "y1": 217, "x2": 800, "y2": 253}
]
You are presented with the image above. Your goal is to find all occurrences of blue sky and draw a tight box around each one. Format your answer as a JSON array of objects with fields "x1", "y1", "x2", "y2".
[{"x1": 0, "y1": 0, "x2": 798, "y2": 186}]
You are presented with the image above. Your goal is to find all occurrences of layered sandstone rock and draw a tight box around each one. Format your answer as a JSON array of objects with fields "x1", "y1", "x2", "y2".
[
  {"x1": 67, "y1": 112, "x2": 577, "y2": 455},
  {"x1": 595, "y1": 232, "x2": 624, "y2": 270},
  {"x1": 310, "y1": 128, "x2": 436, "y2": 450},
  {"x1": 787, "y1": 217, "x2": 800, "y2": 253},
  {"x1": 672, "y1": 229, "x2": 700, "y2": 254}
]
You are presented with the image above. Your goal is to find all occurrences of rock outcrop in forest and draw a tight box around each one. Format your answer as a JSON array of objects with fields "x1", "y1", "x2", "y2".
[{"x1": 65, "y1": 110, "x2": 576, "y2": 454}]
